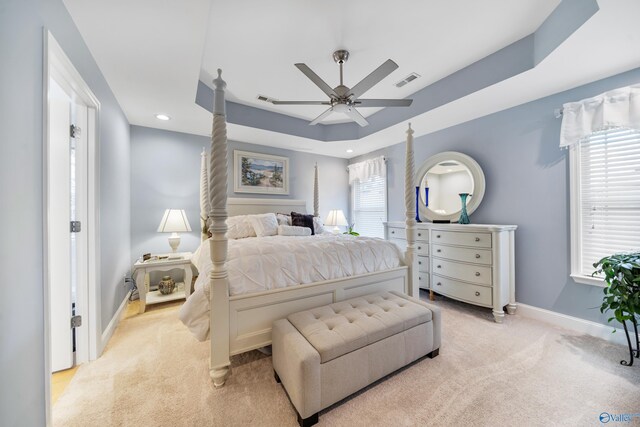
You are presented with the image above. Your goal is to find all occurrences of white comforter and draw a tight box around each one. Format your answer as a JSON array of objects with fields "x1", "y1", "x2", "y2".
[{"x1": 179, "y1": 234, "x2": 404, "y2": 341}]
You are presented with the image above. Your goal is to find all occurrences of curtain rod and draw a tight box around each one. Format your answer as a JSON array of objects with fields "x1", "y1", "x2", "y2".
[{"x1": 554, "y1": 108, "x2": 564, "y2": 119}]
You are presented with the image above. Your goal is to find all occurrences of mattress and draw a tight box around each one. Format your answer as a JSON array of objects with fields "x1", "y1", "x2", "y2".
[{"x1": 179, "y1": 234, "x2": 404, "y2": 341}]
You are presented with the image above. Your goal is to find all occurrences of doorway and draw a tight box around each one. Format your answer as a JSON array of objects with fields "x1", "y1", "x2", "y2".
[{"x1": 44, "y1": 30, "x2": 100, "y2": 423}]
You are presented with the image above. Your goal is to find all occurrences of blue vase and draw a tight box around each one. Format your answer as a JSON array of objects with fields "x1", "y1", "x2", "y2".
[
  {"x1": 424, "y1": 187, "x2": 429, "y2": 207},
  {"x1": 415, "y1": 186, "x2": 422, "y2": 222},
  {"x1": 458, "y1": 193, "x2": 471, "y2": 224}
]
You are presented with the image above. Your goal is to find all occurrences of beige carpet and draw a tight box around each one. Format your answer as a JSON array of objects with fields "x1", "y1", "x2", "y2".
[{"x1": 53, "y1": 294, "x2": 640, "y2": 427}]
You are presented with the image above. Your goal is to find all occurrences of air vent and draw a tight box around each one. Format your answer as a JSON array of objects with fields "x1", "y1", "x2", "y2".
[
  {"x1": 395, "y1": 72, "x2": 420, "y2": 88},
  {"x1": 257, "y1": 94, "x2": 277, "y2": 103}
]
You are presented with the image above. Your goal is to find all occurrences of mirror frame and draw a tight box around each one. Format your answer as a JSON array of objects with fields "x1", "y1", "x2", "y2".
[{"x1": 416, "y1": 151, "x2": 486, "y2": 222}]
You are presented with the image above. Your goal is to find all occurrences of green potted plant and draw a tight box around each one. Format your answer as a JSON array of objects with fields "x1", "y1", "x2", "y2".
[{"x1": 593, "y1": 251, "x2": 640, "y2": 366}]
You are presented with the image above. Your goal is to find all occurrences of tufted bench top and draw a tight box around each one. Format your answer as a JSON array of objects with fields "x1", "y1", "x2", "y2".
[{"x1": 287, "y1": 291, "x2": 432, "y2": 363}]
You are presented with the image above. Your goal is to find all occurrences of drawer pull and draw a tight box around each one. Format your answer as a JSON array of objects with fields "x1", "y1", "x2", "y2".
[
  {"x1": 419, "y1": 276, "x2": 423, "y2": 280},
  {"x1": 418, "y1": 232, "x2": 422, "y2": 237},
  {"x1": 475, "y1": 254, "x2": 481, "y2": 259},
  {"x1": 475, "y1": 272, "x2": 481, "y2": 276},
  {"x1": 437, "y1": 249, "x2": 442, "y2": 253},
  {"x1": 436, "y1": 234, "x2": 441, "y2": 238},
  {"x1": 391, "y1": 230, "x2": 395, "y2": 234},
  {"x1": 418, "y1": 246, "x2": 422, "y2": 250},
  {"x1": 436, "y1": 282, "x2": 442, "y2": 286},
  {"x1": 437, "y1": 265, "x2": 441, "y2": 269},
  {"x1": 475, "y1": 237, "x2": 480, "y2": 242},
  {"x1": 475, "y1": 291, "x2": 480, "y2": 296},
  {"x1": 418, "y1": 261, "x2": 422, "y2": 265}
]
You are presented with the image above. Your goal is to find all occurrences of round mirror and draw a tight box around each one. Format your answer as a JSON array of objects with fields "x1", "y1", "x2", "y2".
[{"x1": 416, "y1": 151, "x2": 485, "y2": 222}]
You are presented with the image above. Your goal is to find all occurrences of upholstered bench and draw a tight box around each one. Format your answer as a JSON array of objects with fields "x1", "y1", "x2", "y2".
[{"x1": 272, "y1": 291, "x2": 441, "y2": 427}]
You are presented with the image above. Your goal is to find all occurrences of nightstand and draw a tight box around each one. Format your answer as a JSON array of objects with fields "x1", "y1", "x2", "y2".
[{"x1": 133, "y1": 252, "x2": 193, "y2": 313}]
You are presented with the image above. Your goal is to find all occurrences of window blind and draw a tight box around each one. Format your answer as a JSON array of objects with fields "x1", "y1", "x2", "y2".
[
  {"x1": 352, "y1": 174, "x2": 387, "y2": 238},
  {"x1": 578, "y1": 128, "x2": 640, "y2": 276}
]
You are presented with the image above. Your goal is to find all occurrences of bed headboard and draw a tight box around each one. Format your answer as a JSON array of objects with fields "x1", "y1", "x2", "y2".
[{"x1": 227, "y1": 198, "x2": 307, "y2": 216}]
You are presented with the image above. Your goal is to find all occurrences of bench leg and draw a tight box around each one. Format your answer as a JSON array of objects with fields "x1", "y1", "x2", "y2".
[
  {"x1": 428, "y1": 348, "x2": 439, "y2": 358},
  {"x1": 298, "y1": 412, "x2": 318, "y2": 427},
  {"x1": 274, "y1": 370, "x2": 281, "y2": 383}
]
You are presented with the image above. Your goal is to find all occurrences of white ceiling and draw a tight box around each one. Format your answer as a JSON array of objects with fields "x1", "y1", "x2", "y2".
[{"x1": 64, "y1": 0, "x2": 640, "y2": 159}]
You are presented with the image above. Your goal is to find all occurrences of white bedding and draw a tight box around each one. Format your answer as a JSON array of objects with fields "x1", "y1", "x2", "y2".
[{"x1": 179, "y1": 234, "x2": 404, "y2": 341}]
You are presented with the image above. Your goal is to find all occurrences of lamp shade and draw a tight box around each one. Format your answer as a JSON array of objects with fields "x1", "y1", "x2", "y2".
[
  {"x1": 325, "y1": 209, "x2": 348, "y2": 227},
  {"x1": 157, "y1": 209, "x2": 192, "y2": 233}
]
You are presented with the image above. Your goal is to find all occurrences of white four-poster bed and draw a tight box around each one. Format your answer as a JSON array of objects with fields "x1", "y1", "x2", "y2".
[{"x1": 197, "y1": 70, "x2": 419, "y2": 387}]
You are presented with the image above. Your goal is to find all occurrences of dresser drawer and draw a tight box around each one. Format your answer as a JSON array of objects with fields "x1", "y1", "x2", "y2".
[
  {"x1": 389, "y1": 237, "x2": 407, "y2": 251},
  {"x1": 416, "y1": 242, "x2": 429, "y2": 256},
  {"x1": 418, "y1": 272, "x2": 430, "y2": 290},
  {"x1": 432, "y1": 275, "x2": 492, "y2": 307},
  {"x1": 432, "y1": 230, "x2": 491, "y2": 248},
  {"x1": 432, "y1": 258, "x2": 492, "y2": 286},
  {"x1": 415, "y1": 229, "x2": 428, "y2": 242},
  {"x1": 417, "y1": 256, "x2": 429, "y2": 273},
  {"x1": 432, "y1": 244, "x2": 492, "y2": 265},
  {"x1": 387, "y1": 227, "x2": 404, "y2": 239}
]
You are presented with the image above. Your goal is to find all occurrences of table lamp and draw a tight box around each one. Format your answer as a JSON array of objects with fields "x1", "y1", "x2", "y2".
[
  {"x1": 157, "y1": 209, "x2": 192, "y2": 253},
  {"x1": 325, "y1": 209, "x2": 348, "y2": 234}
]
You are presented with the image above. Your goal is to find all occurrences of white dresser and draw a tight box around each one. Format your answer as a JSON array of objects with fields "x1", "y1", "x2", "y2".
[{"x1": 385, "y1": 222, "x2": 517, "y2": 323}]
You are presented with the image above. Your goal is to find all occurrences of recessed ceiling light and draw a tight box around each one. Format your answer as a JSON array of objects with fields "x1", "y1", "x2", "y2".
[
  {"x1": 346, "y1": 149, "x2": 354, "y2": 153},
  {"x1": 155, "y1": 114, "x2": 171, "y2": 121}
]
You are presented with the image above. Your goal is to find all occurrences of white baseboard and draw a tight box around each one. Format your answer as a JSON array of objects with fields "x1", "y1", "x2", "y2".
[
  {"x1": 99, "y1": 290, "x2": 132, "y2": 356},
  {"x1": 516, "y1": 303, "x2": 628, "y2": 347}
]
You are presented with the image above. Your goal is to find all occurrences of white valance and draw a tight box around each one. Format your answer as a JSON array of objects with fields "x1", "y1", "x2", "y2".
[
  {"x1": 347, "y1": 156, "x2": 386, "y2": 183},
  {"x1": 559, "y1": 84, "x2": 640, "y2": 148}
]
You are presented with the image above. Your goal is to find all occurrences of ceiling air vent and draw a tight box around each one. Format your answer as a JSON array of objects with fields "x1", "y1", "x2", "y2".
[
  {"x1": 257, "y1": 94, "x2": 276, "y2": 103},
  {"x1": 395, "y1": 72, "x2": 420, "y2": 88}
]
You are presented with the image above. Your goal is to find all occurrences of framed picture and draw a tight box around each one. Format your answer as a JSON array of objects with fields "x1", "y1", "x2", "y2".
[{"x1": 233, "y1": 150, "x2": 289, "y2": 195}]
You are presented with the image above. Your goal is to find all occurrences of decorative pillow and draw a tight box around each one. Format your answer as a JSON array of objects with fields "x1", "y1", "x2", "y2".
[
  {"x1": 291, "y1": 211, "x2": 315, "y2": 235},
  {"x1": 276, "y1": 213, "x2": 291, "y2": 226},
  {"x1": 313, "y1": 216, "x2": 325, "y2": 235},
  {"x1": 249, "y1": 213, "x2": 279, "y2": 237},
  {"x1": 226, "y1": 215, "x2": 257, "y2": 239},
  {"x1": 277, "y1": 225, "x2": 312, "y2": 236}
]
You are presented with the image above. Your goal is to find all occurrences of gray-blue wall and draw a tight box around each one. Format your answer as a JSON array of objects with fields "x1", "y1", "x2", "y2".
[
  {"x1": 130, "y1": 125, "x2": 349, "y2": 260},
  {"x1": 351, "y1": 67, "x2": 640, "y2": 326},
  {"x1": 0, "y1": 1, "x2": 131, "y2": 425}
]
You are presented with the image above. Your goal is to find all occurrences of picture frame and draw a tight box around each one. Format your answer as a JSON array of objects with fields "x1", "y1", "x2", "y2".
[{"x1": 233, "y1": 150, "x2": 289, "y2": 195}]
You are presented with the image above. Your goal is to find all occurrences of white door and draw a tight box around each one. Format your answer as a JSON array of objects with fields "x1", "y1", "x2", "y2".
[{"x1": 48, "y1": 77, "x2": 88, "y2": 372}]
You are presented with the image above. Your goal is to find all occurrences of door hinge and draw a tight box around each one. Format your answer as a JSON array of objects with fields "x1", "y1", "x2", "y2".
[
  {"x1": 71, "y1": 315, "x2": 82, "y2": 328},
  {"x1": 70, "y1": 124, "x2": 81, "y2": 138},
  {"x1": 70, "y1": 221, "x2": 81, "y2": 233}
]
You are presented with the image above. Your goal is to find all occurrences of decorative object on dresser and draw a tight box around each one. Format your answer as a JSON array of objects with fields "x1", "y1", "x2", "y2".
[
  {"x1": 415, "y1": 151, "x2": 485, "y2": 223},
  {"x1": 233, "y1": 150, "x2": 289, "y2": 195},
  {"x1": 386, "y1": 222, "x2": 516, "y2": 322},
  {"x1": 457, "y1": 193, "x2": 471, "y2": 224},
  {"x1": 324, "y1": 209, "x2": 348, "y2": 234},
  {"x1": 415, "y1": 186, "x2": 422, "y2": 222},
  {"x1": 133, "y1": 253, "x2": 193, "y2": 313},
  {"x1": 157, "y1": 209, "x2": 192, "y2": 253}
]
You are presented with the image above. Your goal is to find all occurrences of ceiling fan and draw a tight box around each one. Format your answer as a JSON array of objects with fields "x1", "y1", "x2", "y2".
[{"x1": 271, "y1": 50, "x2": 413, "y2": 127}]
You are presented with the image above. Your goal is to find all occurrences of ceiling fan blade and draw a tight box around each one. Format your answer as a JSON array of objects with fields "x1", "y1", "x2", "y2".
[
  {"x1": 345, "y1": 107, "x2": 369, "y2": 127},
  {"x1": 271, "y1": 100, "x2": 331, "y2": 105},
  {"x1": 349, "y1": 59, "x2": 399, "y2": 99},
  {"x1": 309, "y1": 107, "x2": 334, "y2": 126},
  {"x1": 355, "y1": 99, "x2": 413, "y2": 107},
  {"x1": 295, "y1": 63, "x2": 337, "y2": 98}
]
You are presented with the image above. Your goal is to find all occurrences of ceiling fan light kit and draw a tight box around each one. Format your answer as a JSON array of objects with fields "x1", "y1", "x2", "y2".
[{"x1": 271, "y1": 50, "x2": 413, "y2": 127}]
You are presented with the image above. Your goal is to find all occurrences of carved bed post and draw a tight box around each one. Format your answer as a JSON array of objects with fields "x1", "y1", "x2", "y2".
[
  {"x1": 404, "y1": 124, "x2": 419, "y2": 297},
  {"x1": 314, "y1": 163, "x2": 319, "y2": 217},
  {"x1": 208, "y1": 69, "x2": 231, "y2": 387},
  {"x1": 200, "y1": 148, "x2": 211, "y2": 242}
]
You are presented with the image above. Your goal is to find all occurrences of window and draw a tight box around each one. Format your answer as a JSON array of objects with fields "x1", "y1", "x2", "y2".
[
  {"x1": 570, "y1": 127, "x2": 640, "y2": 285},
  {"x1": 352, "y1": 174, "x2": 387, "y2": 238}
]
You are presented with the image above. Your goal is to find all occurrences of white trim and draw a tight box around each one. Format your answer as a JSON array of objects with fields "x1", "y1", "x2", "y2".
[
  {"x1": 569, "y1": 143, "x2": 583, "y2": 283},
  {"x1": 43, "y1": 30, "x2": 101, "y2": 426},
  {"x1": 570, "y1": 274, "x2": 605, "y2": 287},
  {"x1": 99, "y1": 291, "x2": 132, "y2": 355},
  {"x1": 516, "y1": 303, "x2": 626, "y2": 346}
]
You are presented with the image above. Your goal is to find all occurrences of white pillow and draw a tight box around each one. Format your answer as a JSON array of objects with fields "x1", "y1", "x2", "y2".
[
  {"x1": 277, "y1": 225, "x2": 312, "y2": 236},
  {"x1": 226, "y1": 215, "x2": 257, "y2": 239},
  {"x1": 313, "y1": 216, "x2": 325, "y2": 235},
  {"x1": 249, "y1": 213, "x2": 279, "y2": 237},
  {"x1": 276, "y1": 213, "x2": 291, "y2": 226}
]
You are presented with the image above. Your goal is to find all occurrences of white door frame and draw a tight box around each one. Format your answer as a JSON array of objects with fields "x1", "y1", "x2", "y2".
[{"x1": 43, "y1": 30, "x2": 101, "y2": 425}]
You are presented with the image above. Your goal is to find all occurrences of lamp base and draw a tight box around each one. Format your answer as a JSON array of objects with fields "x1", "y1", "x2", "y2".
[
  {"x1": 168, "y1": 232, "x2": 181, "y2": 253},
  {"x1": 332, "y1": 226, "x2": 340, "y2": 234}
]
